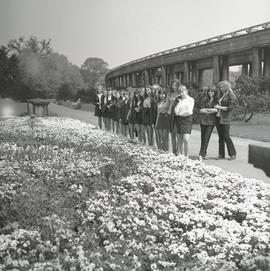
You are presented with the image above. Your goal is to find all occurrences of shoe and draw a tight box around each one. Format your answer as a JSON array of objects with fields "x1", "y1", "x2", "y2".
[
  {"x1": 198, "y1": 155, "x2": 203, "y2": 161},
  {"x1": 229, "y1": 155, "x2": 236, "y2": 160},
  {"x1": 216, "y1": 155, "x2": 225, "y2": 160},
  {"x1": 203, "y1": 156, "x2": 209, "y2": 160}
]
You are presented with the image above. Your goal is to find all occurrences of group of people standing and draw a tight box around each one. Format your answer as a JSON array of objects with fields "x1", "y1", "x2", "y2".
[{"x1": 94, "y1": 79, "x2": 236, "y2": 160}]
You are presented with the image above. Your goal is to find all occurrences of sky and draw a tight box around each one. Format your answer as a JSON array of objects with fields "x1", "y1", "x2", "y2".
[{"x1": 0, "y1": 0, "x2": 269, "y2": 69}]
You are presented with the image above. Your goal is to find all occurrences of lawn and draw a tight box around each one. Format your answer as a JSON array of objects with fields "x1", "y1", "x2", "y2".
[
  {"x1": 58, "y1": 100, "x2": 95, "y2": 112},
  {"x1": 1, "y1": 117, "x2": 270, "y2": 270},
  {"x1": 194, "y1": 113, "x2": 270, "y2": 142},
  {"x1": 1, "y1": 98, "x2": 270, "y2": 142}
]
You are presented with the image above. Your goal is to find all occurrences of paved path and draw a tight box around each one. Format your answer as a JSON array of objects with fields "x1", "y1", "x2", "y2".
[{"x1": 49, "y1": 103, "x2": 270, "y2": 183}]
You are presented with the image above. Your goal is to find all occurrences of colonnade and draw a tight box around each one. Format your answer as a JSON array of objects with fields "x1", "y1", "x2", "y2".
[{"x1": 106, "y1": 46, "x2": 270, "y2": 89}]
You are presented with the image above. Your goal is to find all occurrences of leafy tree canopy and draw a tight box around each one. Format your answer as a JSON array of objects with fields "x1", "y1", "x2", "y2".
[
  {"x1": 7, "y1": 36, "x2": 52, "y2": 57},
  {"x1": 81, "y1": 57, "x2": 109, "y2": 88}
]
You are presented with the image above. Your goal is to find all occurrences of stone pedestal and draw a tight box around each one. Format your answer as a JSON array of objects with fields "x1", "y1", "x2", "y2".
[{"x1": 27, "y1": 99, "x2": 50, "y2": 117}]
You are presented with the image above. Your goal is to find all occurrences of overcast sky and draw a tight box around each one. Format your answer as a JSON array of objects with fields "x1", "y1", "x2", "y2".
[{"x1": 0, "y1": 0, "x2": 269, "y2": 69}]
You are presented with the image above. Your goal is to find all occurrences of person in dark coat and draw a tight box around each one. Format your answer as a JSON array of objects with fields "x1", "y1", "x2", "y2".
[
  {"x1": 151, "y1": 84, "x2": 160, "y2": 149},
  {"x1": 198, "y1": 86, "x2": 218, "y2": 160},
  {"x1": 142, "y1": 87, "x2": 155, "y2": 146},
  {"x1": 120, "y1": 91, "x2": 129, "y2": 137},
  {"x1": 103, "y1": 89, "x2": 114, "y2": 131},
  {"x1": 101, "y1": 89, "x2": 108, "y2": 130},
  {"x1": 94, "y1": 85, "x2": 103, "y2": 129},
  {"x1": 133, "y1": 88, "x2": 144, "y2": 142},
  {"x1": 126, "y1": 90, "x2": 135, "y2": 139},
  {"x1": 111, "y1": 89, "x2": 117, "y2": 133},
  {"x1": 214, "y1": 80, "x2": 237, "y2": 160},
  {"x1": 113, "y1": 91, "x2": 122, "y2": 135}
]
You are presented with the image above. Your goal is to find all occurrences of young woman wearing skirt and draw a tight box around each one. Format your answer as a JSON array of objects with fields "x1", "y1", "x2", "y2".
[
  {"x1": 167, "y1": 79, "x2": 181, "y2": 155},
  {"x1": 173, "y1": 85, "x2": 194, "y2": 158},
  {"x1": 142, "y1": 87, "x2": 154, "y2": 146},
  {"x1": 113, "y1": 91, "x2": 122, "y2": 135},
  {"x1": 101, "y1": 89, "x2": 108, "y2": 130},
  {"x1": 104, "y1": 89, "x2": 114, "y2": 131},
  {"x1": 120, "y1": 91, "x2": 129, "y2": 137},
  {"x1": 126, "y1": 90, "x2": 135, "y2": 139},
  {"x1": 156, "y1": 88, "x2": 170, "y2": 151},
  {"x1": 94, "y1": 85, "x2": 103, "y2": 129},
  {"x1": 133, "y1": 89, "x2": 144, "y2": 142}
]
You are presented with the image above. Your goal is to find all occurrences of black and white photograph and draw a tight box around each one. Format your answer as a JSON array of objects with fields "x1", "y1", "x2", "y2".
[{"x1": 0, "y1": 0, "x2": 270, "y2": 270}]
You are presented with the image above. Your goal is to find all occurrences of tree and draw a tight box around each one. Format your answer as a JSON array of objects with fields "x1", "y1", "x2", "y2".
[
  {"x1": 7, "y1": 36, "x2": 52, "y2": 57},
  {"x1": 17, "y1": 49, "x2": 85, "y2": 99},
  {"x1": 0, "y1": 46, "x2": 22, "y2": 99},
  {"x1": 56, "y1": 83, "x2": 74, "y2": 101},
  {"x1": 0, "y1": 46, "x2": 10, "y2": 97},
  {"x1": 235, "y1": 75, "x2": 270, "y2": 114},
  {"x1": 80, "y1": 57, "x2": 109, "y2": 88},
  {"x1": 75, "y1": 87, "x2": 96, "y2": 103}
]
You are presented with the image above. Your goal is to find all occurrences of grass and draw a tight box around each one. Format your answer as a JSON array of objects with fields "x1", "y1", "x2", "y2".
[
  {"x1": 58, "y1": 100, "x2": 95, "y2": 112},
  {"x1": 1, "y1": 98, "x2": 269, "y2": 142},
  {"x1": 194, "y1": 113, "x2": 270, "y2": 142}
]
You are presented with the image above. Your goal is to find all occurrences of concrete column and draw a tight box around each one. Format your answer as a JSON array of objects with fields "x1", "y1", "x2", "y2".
[
  {"x1": 152, "y1": 69, "x2": 157, "y2": 84},
  {"x1": 122, "y1": 75, "x2": 127, "y2": 88},
  {"x1": 191, "y1": 62, "x2": 198, "y2": 87},
  {"x1": 131, "y1": 73, "x2": 136, "y2": 87},
  {"x1": 198, "y1": 70, "x2": 203, "y2": 89},
  {"x1": 252, "y1": 47, "x2": 262, "y2": 78},
  {"x1": 144, "y1": 70, "x2": 150, "y2": 86},
  {"x1": 213, "y1": 55, "x2": 221, "y2": 85},
  {"x1": 128, "y1": 74, "x2": 132, "y2": 87},
  {"x1": 168, "y1": 65, "x2": 175, "y2": 86},
  {"x1": 221, "y1": 55, "x2": 229, "y2": 81},
  {"x1": 122, "y1": 75, "x2": 125, "y2": 88},
  {"x1": 263, "y1": 47, "x2": 270, "y2": 77},
  {"x1": 108, "y1": 78, "x2": 111, "y2": 89},
  {"x1": 125, "y1": 74, "x2": 129, "y2": 87},
  {"x1": 161, "y1": 66, "x2": 166, "y2": 86},
  {"x1": 179, "y1": 72, "x2": 183, "y2": 84},
  {"x1": 183, "y1": 62, "x2": 190, "y2": 86},
  {"x1": 119, "y1": 76, "x2": 122, "y2": 88},
  {"x1": 242, "y1": 63, "x2": 249, "y2": 76},
  {"x1": 137, "y1": 72, "x2": 142, "y2": 87}
]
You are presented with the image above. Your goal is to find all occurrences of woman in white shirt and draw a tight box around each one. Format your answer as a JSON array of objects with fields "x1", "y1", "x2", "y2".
[{"x1": 173, "y1": 85, "x2": 194, "y2": 157}]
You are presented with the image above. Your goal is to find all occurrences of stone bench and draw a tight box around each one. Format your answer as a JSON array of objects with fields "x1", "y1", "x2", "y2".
[
  {"x1": 27, "y1": 98, "x2": 50, "y2": 117},
  {"x1": 248, "y1": 144, "x2": 270, "y2": 177}
]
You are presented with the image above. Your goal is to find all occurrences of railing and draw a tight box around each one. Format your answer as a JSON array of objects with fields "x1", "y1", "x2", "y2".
[{"x1": 109, "y1": 21, "x2": 270, "y2": 73}]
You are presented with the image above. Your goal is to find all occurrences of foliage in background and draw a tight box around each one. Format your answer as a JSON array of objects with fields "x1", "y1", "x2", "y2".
[
  {"x1": 74, "y1": 87, "x2": 97, "y2": 103},
  {"x1": 0, "y1": 37, "x2": 109, "y2": 101},
  {"x1": 235, "y1": 75, "x2": 270, "y2": 114},
  {"x1": 80, "y1": 57, "x2": 109, "y2": 89}
]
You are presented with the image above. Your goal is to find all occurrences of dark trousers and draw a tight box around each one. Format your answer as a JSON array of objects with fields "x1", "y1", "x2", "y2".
[
  {"x1": 216, "y1": 117, "x2": 236, "y2": 157},
  {"x1": 199, "y1": 124, "x2": 214, "y2": 157}
]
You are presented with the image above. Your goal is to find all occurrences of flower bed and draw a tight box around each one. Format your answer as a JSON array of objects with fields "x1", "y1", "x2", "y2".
[{"x1": 0, "y1": 117, "x2": 270, "y2": 271}]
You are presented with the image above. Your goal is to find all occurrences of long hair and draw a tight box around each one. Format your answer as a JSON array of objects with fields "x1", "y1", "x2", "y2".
[
  {"x1": 203, "y1": 87, "x2": 218, "y2": 106},
  {"x1": 170, "y1": 79, "x2": 180, "y2": 94},
  {"x1": 134, "y1": 89, "x2": 143, "y2": 106},
  {"x1": 157, "y1": 88, "x2": 167, "y2": 103}
]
